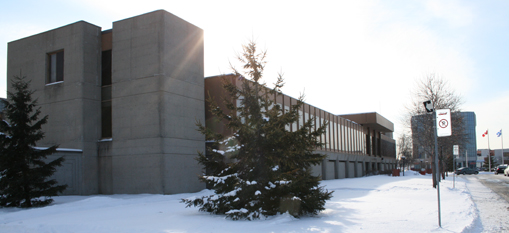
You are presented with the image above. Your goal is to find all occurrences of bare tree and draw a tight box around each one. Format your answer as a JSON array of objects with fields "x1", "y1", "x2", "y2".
[
  {"x1": 397, "y1": 133, "x2": 412, "y2": 173},
  {"x1": 397, "y1": 133, "x2": 412, "y2": 159},
  {"x1": 405, "y1": 73, "x2": 466, "y2": 188}
]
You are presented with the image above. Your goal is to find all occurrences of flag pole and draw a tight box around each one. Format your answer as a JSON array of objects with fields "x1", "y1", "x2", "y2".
[
  {"x1": 501, "y1": 130, "x2": 504, "y2": 165},
  {"x1": 488, "y1": 129, "x2": 491, "y2": 172}
]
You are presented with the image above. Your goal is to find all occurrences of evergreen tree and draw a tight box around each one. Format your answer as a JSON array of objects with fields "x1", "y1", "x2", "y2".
[
  {"x1": 182, "y1": 42, "x2": 333, "y2": 220},
  {"x1": 482, "y1": 155, "x2": 497, "y2": 171},
  {"x1": 0, "y1": 76, "x2": 66, "y2": 207}
]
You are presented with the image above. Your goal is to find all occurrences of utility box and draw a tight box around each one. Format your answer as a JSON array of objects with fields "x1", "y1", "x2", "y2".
[{"x1": 392, "y1": 169, "x2": 400, "y2": 176}]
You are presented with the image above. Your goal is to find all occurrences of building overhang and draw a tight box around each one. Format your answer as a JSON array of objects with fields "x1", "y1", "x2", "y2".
[{"x1": 340, "y1": 112, "x2": 394, "y2": 133}]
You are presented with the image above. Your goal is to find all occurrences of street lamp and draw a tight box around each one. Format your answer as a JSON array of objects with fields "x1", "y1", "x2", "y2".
[
  {"x1": 423, "y1": 100, "x2": 434, "y2": 113},
  {"x1": 423, "y1": 100, "x2": 442, "y2": 228}
]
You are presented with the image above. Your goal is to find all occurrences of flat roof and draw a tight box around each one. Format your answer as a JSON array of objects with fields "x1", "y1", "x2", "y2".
[
  {"x1": 340, "y1": 112, "x2": 394, "y2": 132},
  {"x1": 205, "y1": 75, "x2": 395, "y2": 133}
]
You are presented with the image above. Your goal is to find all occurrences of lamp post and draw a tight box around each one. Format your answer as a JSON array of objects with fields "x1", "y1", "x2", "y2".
[{"x1": 423, "y1": 100, "x2": 442, "y2": 228}]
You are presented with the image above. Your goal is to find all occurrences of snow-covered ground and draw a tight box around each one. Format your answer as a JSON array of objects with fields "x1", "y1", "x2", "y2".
[
  {"x1": 0, "y1": 171, "x2": 507, "y2": 233},
  {"x1": 461, "y1": 174, "x2": 509, "y2": 232}
]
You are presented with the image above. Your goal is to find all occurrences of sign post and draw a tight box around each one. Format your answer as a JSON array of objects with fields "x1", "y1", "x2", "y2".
[
  {"x1": 453, "y1": 145, "x2": 459, "y2": 189},
  {"x1": 434, "y1": 108, "x2": 451, "y2": 228},
  {"x1": 433, "y1": 110, "x2": 441, "y2": 228},
  {"x1": 423, "y1": 101, "x2": 452, "y2": 228}
]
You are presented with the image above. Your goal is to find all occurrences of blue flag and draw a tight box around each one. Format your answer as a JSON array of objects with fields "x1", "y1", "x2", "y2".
[{"x1": 496, "y1": 129, "x2": 502, "y2": 137}]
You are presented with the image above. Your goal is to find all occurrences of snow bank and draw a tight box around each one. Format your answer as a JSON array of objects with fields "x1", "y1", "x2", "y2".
[{"x1": 0, "y1": 174, "x2": 477, "y2": 233}]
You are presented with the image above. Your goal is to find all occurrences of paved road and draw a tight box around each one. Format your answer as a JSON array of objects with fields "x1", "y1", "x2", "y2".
[{"x1": 458, "y1": 173, "x2": 509, "y2": 233}]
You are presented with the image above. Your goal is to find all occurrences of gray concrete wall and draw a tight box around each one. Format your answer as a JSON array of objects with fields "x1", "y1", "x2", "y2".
[
  {"x1": 7, "y1": 21, "x2": 102, "y2": 195},
  {"x1": 47, "y1": 151, "x2": 82, "y2": 195},
  {"x1": 108, "y1": 10, "x2": 205, "y2": 194}
]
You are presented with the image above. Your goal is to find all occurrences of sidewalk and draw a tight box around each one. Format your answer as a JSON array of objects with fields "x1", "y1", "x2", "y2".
[{"x1": 461, "y1": 176, "x2": 509, "y2": 232}]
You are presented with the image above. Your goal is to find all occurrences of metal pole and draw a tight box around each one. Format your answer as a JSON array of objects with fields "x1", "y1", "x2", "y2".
[
  {"x1": 502, "y1": 130, "x2": 504, "y2": 165},
  {"x1": 488, "y1": 130, "x2": 491, "y2": 172},
  {"x1": 453, "y1": 150, "x2": 456, "y2": 188},
  {"x1": 433, "y1": 111, "x2": 442, "y2": 227},
  {"x1": 466, "y1": 150, "x2": 468, "y2": 168}
]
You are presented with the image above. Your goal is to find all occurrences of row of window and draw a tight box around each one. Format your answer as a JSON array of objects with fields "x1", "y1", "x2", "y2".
[
  {"x1": 290, "y1": 107, "x2": 369, "y2": 155},
  {"x1": 236, "y1": 97, "x2": 377, "y2": 155}
]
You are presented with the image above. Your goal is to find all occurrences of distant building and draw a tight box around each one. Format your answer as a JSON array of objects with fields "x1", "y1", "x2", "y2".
[
  {"x1": 6, "y1": 10, "x2": 397, "y2": 195},
  {"x1": 457, "y1": 112, "x2": 477, "y2": 167},
  {"x1": 478, "y1": 149, "x2": 509, "y2": 166},
  {"x1": 494, "y1": 149, "x2": 509, "y2": 165},
  {"x1": 411, "y1": 111, "x2": 477, "y2": 168}
]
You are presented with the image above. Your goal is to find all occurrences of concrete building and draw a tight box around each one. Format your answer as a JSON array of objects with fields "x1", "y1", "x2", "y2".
[
  {"x1": 494, "y1": 149, "x2": 509, "y2": 165},
  {"x1": 7, "y1": 10, "x2": 205, "y2": 195},
  {"x1": 478, "y1": 149, "x2": 508, "y2": 167},
  {"x1": 6, "y1": 10, "x2": 397, "y2": 195}
]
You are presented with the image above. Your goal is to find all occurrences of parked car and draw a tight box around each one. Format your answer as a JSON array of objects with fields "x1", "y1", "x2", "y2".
[
  {"x1": 504, "y1": 166, "x2": 509, "y2": 176},
  {"x1": 494, "y1": 164, "x2": 507, "y2": 175},
  {"x1": 455, "y1": 167, "x2": 479, "y2": 175}
]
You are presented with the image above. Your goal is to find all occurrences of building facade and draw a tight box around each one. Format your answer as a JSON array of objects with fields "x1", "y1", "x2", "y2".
[
  {"x1": 478, "y1": 149, "x2": 508, "y2": 167},
  {"x1": 6, "y1": 10, "x2": 396, "y2": 195},
  {"x1": 7, "y1": 10, "x2": 205, "y2": 195},
  {"x1": 205, "y1": 75, "x2": 397, "y2": 180},
  {"x1": 457, "y1": 112, "x2": 477, "y2": 167}
]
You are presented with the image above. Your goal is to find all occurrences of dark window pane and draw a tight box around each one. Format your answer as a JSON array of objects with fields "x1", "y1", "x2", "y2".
[
  {"x1": 101, "y1": 50, "x2": 112, "y2": 86},
  {"x1": 56, "y1": 51, "x2": 64, "y2": 82},
  {"x1": 101, "y1": 101, "x2": 112, "y2": 138}
]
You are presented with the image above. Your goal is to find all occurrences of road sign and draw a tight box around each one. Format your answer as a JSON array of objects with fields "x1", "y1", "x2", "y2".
[
  {"x1": 453, "y1": 145, "x2": 459, "y2": 156},
  {"x1": 436, "y1": 109, "x2": 451, "y2": 137}
]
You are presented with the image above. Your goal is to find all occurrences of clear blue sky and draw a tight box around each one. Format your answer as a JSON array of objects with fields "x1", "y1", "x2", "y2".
[{"x1": 1, "y1": 0, "x2": 508, "y2": 150}]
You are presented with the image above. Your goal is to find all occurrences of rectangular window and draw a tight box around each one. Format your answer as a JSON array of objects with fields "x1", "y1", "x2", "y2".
[
  {"x1": 47, "y1": 50, "x2": 64, "y2": 84},
  {"x1": 101, "y1": 100, "x2": 112, "y2": 138},
  {"x1": 101, "y1": 50, "x2": 112, "y2": 138},
  {"x1": 101, "y1": 50, "x2": 112, "y2": 85}
]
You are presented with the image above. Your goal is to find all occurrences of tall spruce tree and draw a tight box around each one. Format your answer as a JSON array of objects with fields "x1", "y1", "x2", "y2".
[
  {"x1": 0, "y1": 76, "x2": 66, "y2": 207},
  {"x1": 182, "y1": 42, "x2": 332, "y2": 220}
]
